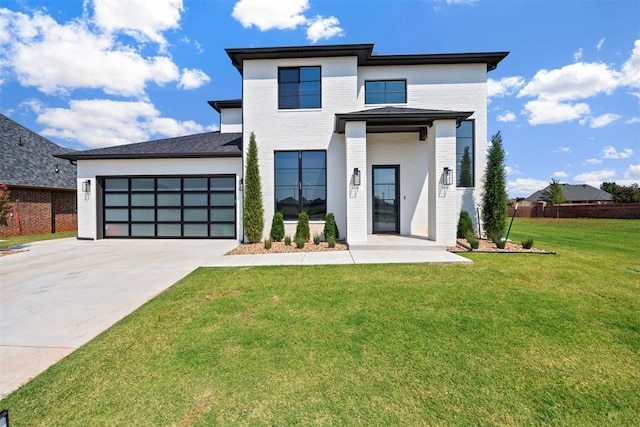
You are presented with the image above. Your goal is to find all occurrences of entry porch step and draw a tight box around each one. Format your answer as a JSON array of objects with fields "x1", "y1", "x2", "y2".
[{"x1": 348, "y1": 235, "x2": 447, "y2": 251}]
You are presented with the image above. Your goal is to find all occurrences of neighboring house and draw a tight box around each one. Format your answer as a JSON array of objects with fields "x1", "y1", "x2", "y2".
[
  {"x1": 1, "y1": 114, "x2": 77, "y2": 238},
  {"x1": 526, "y1": 184, "x2": 613, "y2": 204},
  {"x1": 57, "y1": 43, "x2": 508, "y2": 246}
]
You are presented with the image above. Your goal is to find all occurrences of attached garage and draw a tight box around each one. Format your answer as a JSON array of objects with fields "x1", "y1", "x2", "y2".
[{"x1": 56, "y1": 132, "x2": 243, "y2": 241}]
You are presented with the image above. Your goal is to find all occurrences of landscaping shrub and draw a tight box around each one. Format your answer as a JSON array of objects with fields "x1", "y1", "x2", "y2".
[
  {"x1": 243, "y1": 132, "x2": 264, "y2": 242},
  {"x1": 296, "y1": 212, "x2": 310, "y2": 242},
  {"x1": 491, "y1": 232, "x2": 506, "y2": 249},
  {"x1": 284, "y1": 235, "x2": 292, "y2": 246},
  {"x1": 521, "y1": 238, "x2": 534, "y2": 249},
  {"x1": 295, "y1": 236, "x2": 305, "y2": 249},
  {"x1": 465, "y1": 232, "x2": 479, "y2": 250},
  {"x1": 313, "y1": 234, "x2": 321, "y2": 245},
  {"x1": 482, "y1": 131, "x2": 507, "y2": 239},
  {"x1": 264, "y1": 239, "x2": 272, "y2": 249},
  {"x1": 269, "y1": 212, "x2": 285, "y2": 241},
  {"x1": 457, "y1": 210, "x2": 474, "y2": 238},
  {"x1": 323, "y1": 213, "x2": 339, "y2": 240},
  {"x1": 327, "y1": 235, "x2": 336, "y2": 248}
]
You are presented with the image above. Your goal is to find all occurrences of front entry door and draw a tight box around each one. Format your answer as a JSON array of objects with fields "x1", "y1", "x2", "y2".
[{"x1": 372, "y1": 166, "x2": 400, "y2": 234}]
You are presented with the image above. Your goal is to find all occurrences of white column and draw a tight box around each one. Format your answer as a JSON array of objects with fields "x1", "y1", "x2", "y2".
[
  {"x1": 345, "y1": 121, "x2": 367, "y2": 243},
  {"x1": 428, "y1": 120, "x2": 458, "y2": 246}
]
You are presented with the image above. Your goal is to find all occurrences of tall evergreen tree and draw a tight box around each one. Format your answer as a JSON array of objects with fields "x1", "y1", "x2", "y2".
[
  {"x1": 243, "y1": 132, "x2": 264, "y2": 242},
  {"x1": 543, "y1": 179, "x2": 566, "y2": 204},
  {"x1": 459, "y1": 146, "x2": 473, "y2": 187},
  {"x1": 482, "y1": 132, "x2": 507, "y2": 239}
]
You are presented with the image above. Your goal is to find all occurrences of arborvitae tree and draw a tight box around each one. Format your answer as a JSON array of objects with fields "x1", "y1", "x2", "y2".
[
  {"x1": 270, "y1": 212, "x2": 285, "y2": 241},
  {"x1": 0, "y1": 183, "x2": 12, "y2": 224},
  {"x1": 243, "y1": 132, "x2": 264, "y2": 242},
  {"x1": 295, "y1": 211, "x2": 310, "y2": 242},
  {"x1": 323, "y1": 212, "x2": 339, "y2": 240},
  {"x1": 482, "y1": 132, "x2": 507, "y2": 239},
  {"x1": 457, "y1": 210, "x2": 474, "y2": 238},
  {"x1": 459, "y1": 146, "x2": 473, "y2": 187},
  {"x1": 543, "y1": 179, "x2": 566, "y2": 204}
]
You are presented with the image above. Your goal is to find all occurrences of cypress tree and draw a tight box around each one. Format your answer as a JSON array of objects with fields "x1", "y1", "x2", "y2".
[
  {"x1": 482, "y1": 132, "x2": 507, "y2": 239},
  {"x1": 243, "y1": 132, "x2": 264, "y2": 242}
]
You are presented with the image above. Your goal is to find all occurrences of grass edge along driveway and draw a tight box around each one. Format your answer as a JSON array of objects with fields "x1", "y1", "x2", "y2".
[{"x1": 2, "y1": 218, "x2": 639, "y2": 426}]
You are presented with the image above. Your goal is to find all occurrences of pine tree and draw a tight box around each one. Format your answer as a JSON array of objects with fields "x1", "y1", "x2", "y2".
[
  {"x1": 459, "y1": 146, "x2": 473, "y2": 187},
  {"x1": 543, "y1": 179, "x2": 566, "y2": 204},
  {"x1": 482, "y1": 132, "x2": 507, "y2": 239},
  {"x1": 243, "y1": 132, "x2": 264, "y2": 242}
]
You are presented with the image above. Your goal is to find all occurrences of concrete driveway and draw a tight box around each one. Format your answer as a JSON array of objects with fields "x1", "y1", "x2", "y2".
[{"x1": 0, "y1": 238, "x2": 238, "y2": 398}]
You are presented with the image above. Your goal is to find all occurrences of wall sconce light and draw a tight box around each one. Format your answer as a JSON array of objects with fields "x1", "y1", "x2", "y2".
[
  {"x1": 55, "y1": 164, "x2": 59, "y2": 173},
  {"x1": 443, "y1": 167, "x2": 454, "y2": 186},
  {"x1": 239, "y1": 178, "x2": 244, "y2": 192},
  {"x1": 352, "y1": 168, "x2": 361, "y2": 187},
  {"x1": 82, "y1": 180, "x2": 91, "y2": 193}
]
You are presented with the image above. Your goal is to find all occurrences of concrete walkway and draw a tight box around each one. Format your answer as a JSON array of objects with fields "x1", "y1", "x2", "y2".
[{"x1": 0, "y1": 237, "x2": 469, "y2": 398}]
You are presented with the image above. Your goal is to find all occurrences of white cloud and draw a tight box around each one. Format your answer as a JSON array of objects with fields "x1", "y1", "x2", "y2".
[
  {"x1": 580, "y1": 113, "x2": 622, "y2": 128},
  {"x1": 93, "y1": 0, "x2": 183, "y2": 48},
  {"x1": 445, "y1": 0, "x2": 477, "y2": 4},
  {"x1": 620, "y1": 39, "x2": 640, "y2": 88},
  {"x1": 306, "y1": 15, "x2": 343, "y2": 43},
  {"x1": 585, "y1": 158, "x2": 603, "y2": 165},
  {"x1": 625, "y1": 164, "x2": 640, "y2": 179},
  {"x1": 0, "y1": 8, "x2": 181, "y2": 96},
  {"x1": 487, "y1": 76, "x2": 525, "y2": 98},
  {"x1": 518, "y1": 62, "x2": 619, "y2": 102},
  {"x1": 597, "y1": 38, "x2": 606, "y2": 51},
  {"x1": 553, "y1": 171, "x2": 568, "y2": 178},
  {"x1": 556, "y1": 146, "x2": 572, "y2": 153},
  {"x1": 626, "y1": 117, "x2": 640, "y2": 124},
  {"x1": 232, "y1": 0, "x2": 308, "y2": 31},
  {"x1": 573, "y1": 48, "x2": 583, "y2": 61},
  {"x1": 496, "y1": 111, "x2": 517, "y2": 122},
  {"x1": 602, "y1": 145, "x2": 635, "y2": 159},
  {"x1": 522, "y1": 99, "x2": 590, "y2": 125},
  {"x1": 574, "y1": 169, "x2": 616, "y2": 183},
  {"x1": 504, "y1": 165, "x2": 520, "y2": 176},
  {"x1": 33, "y1": 99, "x2": 215, "y2": 148},
  {"x1": 178, "y1": 68, "x2": 211, "y2": 89},
  {"x1": 507, "y1": 178, "x2": 548, "y2": 197}
]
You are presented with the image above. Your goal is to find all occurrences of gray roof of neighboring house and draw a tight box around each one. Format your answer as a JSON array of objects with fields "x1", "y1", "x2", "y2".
[
  {"x1": 334, "y1": 106, "x2": 474, "y2": 133},
  {"x1": 526, "y1": 184, "x2": 613, "y2": 202},
  {"x1": 1, "y1": 114, "x2": 77, "y2": 190},
  {"x1": 225, "y1": 43, "x2": 509, "y2": 75},
  {"x1": 55, "y1": 132, "x2": 243, "y2": 161}
]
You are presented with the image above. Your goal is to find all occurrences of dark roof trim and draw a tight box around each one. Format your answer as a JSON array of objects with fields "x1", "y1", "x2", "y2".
[
  {"x1": 225, "y1": 43, "x2": 509, "y2": 75},
  {"x1": 55, "y1": 152, "x2": 242, "y2": 161},
  {"x1": 208, "y1": 99, "x2": 243, "y2": 113},
  {"x1": 334, "y1": 107, "x2": 474, "y2": 133}
]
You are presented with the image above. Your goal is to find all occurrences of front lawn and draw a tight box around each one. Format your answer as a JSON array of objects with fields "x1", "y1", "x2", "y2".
[
  {"x1": 0, "y1": 231, "x2": 76, "y2": 249},
  {"x1": 2, "y1": 219, "x2": 639, "y2": 426}
]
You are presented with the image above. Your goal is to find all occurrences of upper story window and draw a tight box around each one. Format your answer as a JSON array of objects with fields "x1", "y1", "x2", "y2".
[
  {"x1": 456, "y1": 120, "x2": 475, "y2": 187},
  {"x1": 278, "y1": 66, "x2": 321, "y2": 109},
  {"x1": 365, "y1": 80, "x2": 407, "y2": 104}
]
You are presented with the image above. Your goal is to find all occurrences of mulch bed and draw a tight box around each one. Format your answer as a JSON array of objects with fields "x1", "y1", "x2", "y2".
[
  {"x1": 450, "y1": 238, "x2": 555, "y2": 254},
  {"x1": 226, "y1": 240, "x2": 348, "y2": 255},
  {"x1": 0, "y1": 249, "x2": 28, "y2": 257}
]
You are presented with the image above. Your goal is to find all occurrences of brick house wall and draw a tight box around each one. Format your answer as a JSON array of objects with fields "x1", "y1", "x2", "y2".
[{"x1": 0, "y1": 186, "x2": 77, "y2": 238}]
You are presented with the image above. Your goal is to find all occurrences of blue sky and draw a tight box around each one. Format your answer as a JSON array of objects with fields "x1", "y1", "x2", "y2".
[{"x1": 1, "y1": 0, "x2": 638, "y2": 197}]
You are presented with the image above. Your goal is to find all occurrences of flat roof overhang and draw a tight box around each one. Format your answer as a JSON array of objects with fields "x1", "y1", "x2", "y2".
[{"x1": 334, "y1": 108, "x2": 474, "y2": 134}]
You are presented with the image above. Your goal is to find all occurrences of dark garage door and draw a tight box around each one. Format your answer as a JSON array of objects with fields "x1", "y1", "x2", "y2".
[{"x1": 101, "y1": 176, "x2": 236, "y2": 239}]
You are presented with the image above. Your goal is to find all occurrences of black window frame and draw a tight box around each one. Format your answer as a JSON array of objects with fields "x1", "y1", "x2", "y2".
[
  {"x1": 364, "y1": 80, "x2": 407, "y2": 104},
  {"x1": 101, "y1": 175, "x2": 236, "y2": 239},
  {"x1": 278, "y1": 66, "x2": 322, "y2": 110},
  {"x1": 274, "y1": 150, "x2": 327, "y2": 221},
  {"x1": 456, "y1": 120, "x2": 475, "y2": 188}
]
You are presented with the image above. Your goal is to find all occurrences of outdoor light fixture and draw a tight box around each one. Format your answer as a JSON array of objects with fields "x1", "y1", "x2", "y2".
[
  {"x1": 239, "y1": 178, "x2": 244, "y2": 192},
  {"x1": 82, "y1": 180, "x2": 91, "y2": 193},
  {"x1": 443, "y1": 167, "x2": 454, "y2": 186},
  {"x1": 352, "y1": 168, "x2": 361, "y2": 187},
  {"x1": 0, "y1": 409, "x2": 8, "y2": 427}
]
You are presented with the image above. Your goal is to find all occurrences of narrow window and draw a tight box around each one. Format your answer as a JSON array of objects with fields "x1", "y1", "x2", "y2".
[
  {"x1": 365, "y1": 80, "x2": 407, "y2": 104},
  {"x1": 275, "y1": 150, "x2": 326, "y2": 220},
  {"x1": 278, "y1": 66, "x2": 321, "y2": 109},
  {"x1": 456, "y1": 120, "x2": 475, "y2": 187}
]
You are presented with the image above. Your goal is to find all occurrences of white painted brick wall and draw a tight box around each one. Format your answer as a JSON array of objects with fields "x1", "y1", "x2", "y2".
[
  {"x1": 220, "y1": 108, "x2": 242, "y2": 133},
  {"x1": 345, "y1": 121, "x2": 367, "y2": 243},
  {"x1": 77, "y1": 158, "x2": 242, "y2": 240}
]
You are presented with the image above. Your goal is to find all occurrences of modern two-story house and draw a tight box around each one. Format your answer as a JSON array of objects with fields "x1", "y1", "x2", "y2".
[{"x1": 58, "y1": 43, "x2": 508, "y2": 246}]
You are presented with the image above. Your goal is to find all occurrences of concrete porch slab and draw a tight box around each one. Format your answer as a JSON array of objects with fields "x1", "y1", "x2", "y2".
[{"x1": 347, "y1": 234, "x2": 447, "y2": 251}]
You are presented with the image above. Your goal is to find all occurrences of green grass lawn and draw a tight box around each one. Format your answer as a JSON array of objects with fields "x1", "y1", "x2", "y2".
[
  {"x1": 2, "y1": 218, "x2": 639, "y2": 426},
  {"x1": 0, "y1": 231, "x2": 76, "y2": 249}
]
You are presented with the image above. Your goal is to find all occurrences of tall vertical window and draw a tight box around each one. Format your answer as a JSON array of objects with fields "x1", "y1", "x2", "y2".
[
  {"x1": 365, "y1": 80, "x2": 407, "y2": 104},
  {"x1": 278, "y1": 66, "x2": 321, "y2": 109},
  {"x1": 275, "y1": 151, "x2": 326, "y2": 220},
  {"x1": 456, "y1": 120, "x2": 475, "y2": 187}
]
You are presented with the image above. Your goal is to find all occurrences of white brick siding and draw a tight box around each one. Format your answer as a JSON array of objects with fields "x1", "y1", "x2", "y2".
[{"x1": 220, "y1": 108, "x2": 242, "y2": 133}]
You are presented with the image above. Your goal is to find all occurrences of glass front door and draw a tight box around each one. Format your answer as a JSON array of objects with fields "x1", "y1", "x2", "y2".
[{"x1": 372, "y1": 166, "x2": 399, "y2": 234}]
